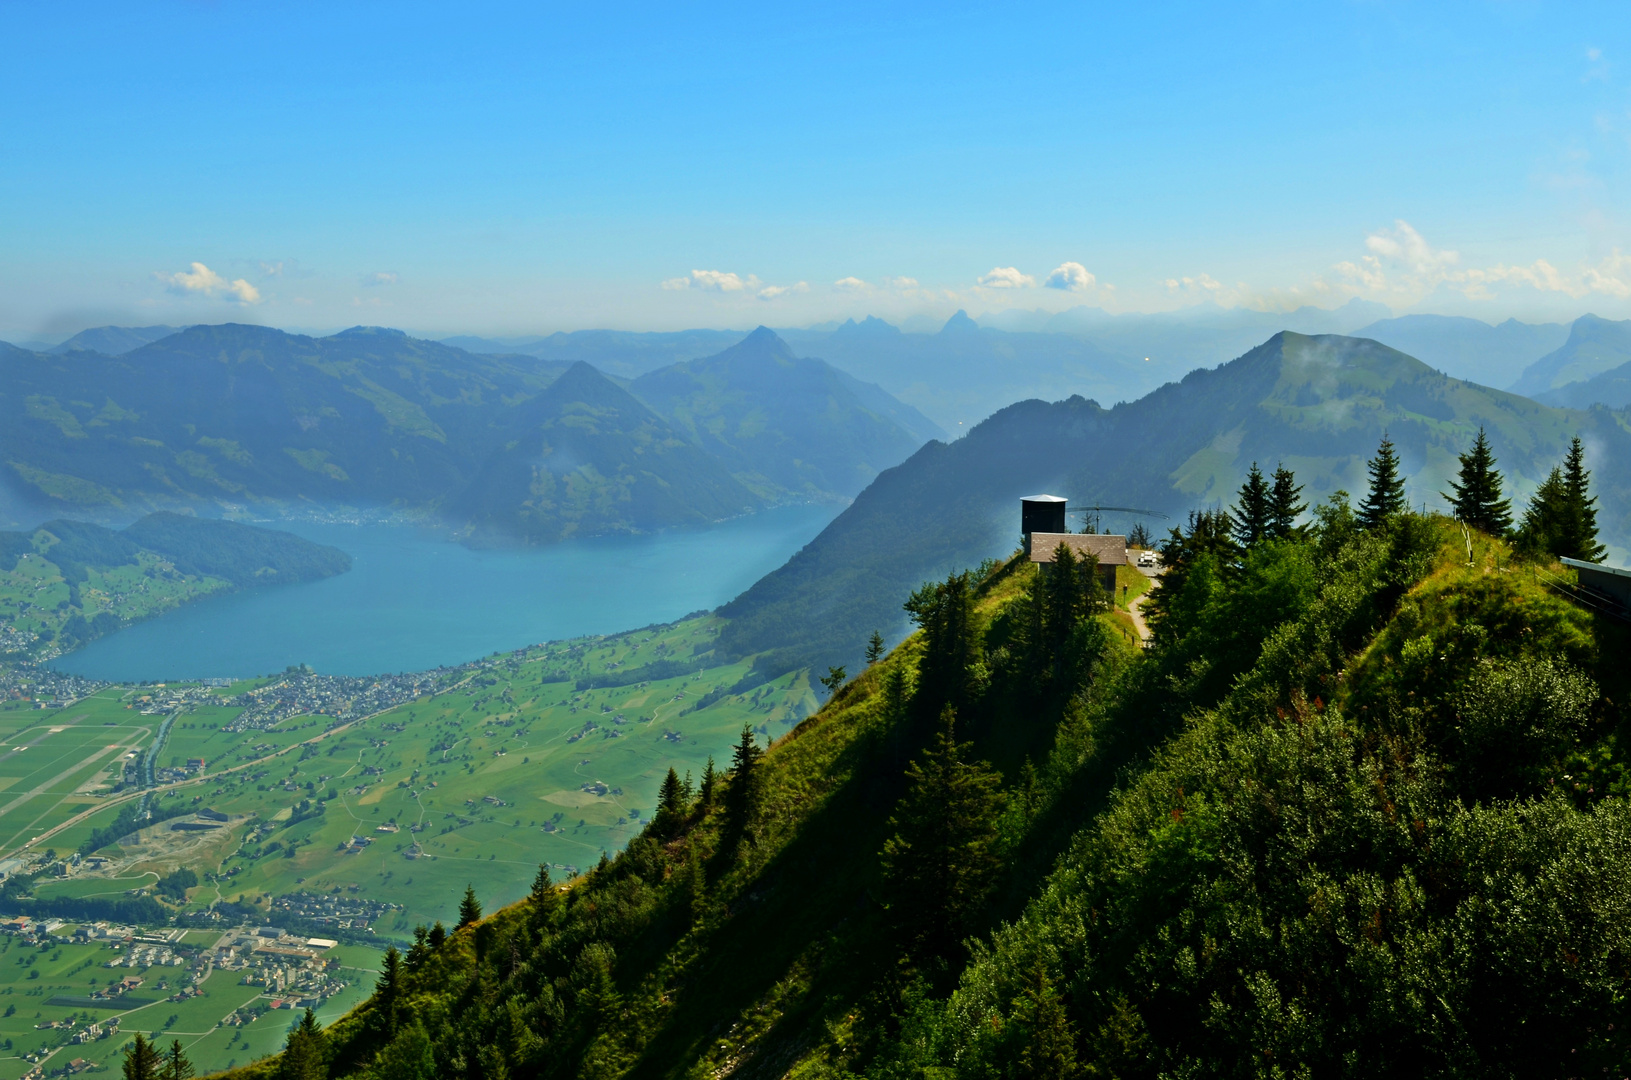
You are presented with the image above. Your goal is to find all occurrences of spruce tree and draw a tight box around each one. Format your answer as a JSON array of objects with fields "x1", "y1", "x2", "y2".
[
  {"x1": 458, "y1": 885, "x2": 482, "y2": 928},
  {"x1": 426, "y1": 921, "x2": 446, "y2": 950},
  {"x1": 723, "y1": 724, "x2": 763, "y2": 845},
  {"x1": 278, "y1": 1010, "x2": 326, "y2": 1080},
  {"x1": 161, "y1": 1038, "x2": 195, "y2": 1080},
  {"x1": 698, "y1": 757, "x2": 717, "y2": 806},
  {"x1": 1231, "y1": 462, "x2": 1271, "y2": 547},
  {"x1": 903, "y1": 570, "x2": 981, "y2": 722},
  {"x1": 1443, "y1": 427, "x2": 1512, "y2": 536},
  {"x1": 1014, "y1": 962, "x2": 1080, "y2": 1080},
  {"x1": 123, "y1": 1033, "x2": 160, "y2": 1080},
  {"x1": 1358, "y1": 433, "x2": 1408, "y2": 529},
  {"x1": 1267, "y1": 464, "x2": 1306, "y2": 540},
  {"x1": 375, "y1": 946, "x2": 402, "y2": 1038},
  {"x1": 878, "y1": 709, "x2": 1007, "y2": 967},
  {"x1": 820, "y1": 666, "x2": 847, "y2": 697},
  {"x1": 529, "y1": 864, "x2": 560, "y2": 933},
  {"x1": 866, "y1": 630, "x2": 885, "y2": 665},
  {"x1": 1561, "y1": 436, "x2": 1607, "y2": 562},
  {"x1": 652, "y1": 766, "x2": 685, "y2": 832}
]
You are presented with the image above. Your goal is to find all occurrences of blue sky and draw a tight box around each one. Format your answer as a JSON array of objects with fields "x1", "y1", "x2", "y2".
[{"x1": 3, "y1": 1, "x2": 1631, "y2": 335}]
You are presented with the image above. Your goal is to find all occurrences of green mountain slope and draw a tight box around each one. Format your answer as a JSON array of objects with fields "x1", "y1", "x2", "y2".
[
  {"x1": 1536, "y1": 357, "x2": 1631, "y2": 409},
  {"x1": 226, "y1": 512, "x2": 1631, "y2": 1079},
  {"x1": 1351, "y1": 312, "x2": 1567, "y2": 388},
  {"x1": 0, "y1": 512, "x2": 349, "y2": 659},
  {"x1": 717, "y1": 331, "x2": 1631, "y2": 675},
  {"x1": 629, "y1": 327, "x2": 944, "y2": 500},
  {"x1": 48, "y1": 324, "x2": 181, "y2": 356},
  {"x1": 452, "y1": 361, "x2": 761, "y2": 544},
  {"x1": 1511, "y1": 313, "x2": 1631, "y2": 398},
  {"x1": 0, "y1": 323, "x2": 566, "y2": 517}
]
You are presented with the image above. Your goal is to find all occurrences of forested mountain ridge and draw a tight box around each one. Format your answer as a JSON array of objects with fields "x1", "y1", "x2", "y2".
[
  {"x1": 451, "y1": 361, "x2": 762, "y2": 544},
  {"x1": 629, "y1": 327, "x2": 945, "y2": 500},
  {"x1": 219, "y1": 505, "x2": 1631, "y2": 1079},
  {"x1": 0, "y1": 512, "x2": 349, "y2": 659},
  {"x1": 718, "y1": 330, "x2": 1631, "y2": 677},
  {"x1": 0, "y1": 324, "x2": 935, "y2": 542}
]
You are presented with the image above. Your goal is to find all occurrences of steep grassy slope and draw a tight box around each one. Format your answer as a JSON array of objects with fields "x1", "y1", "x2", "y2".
[
  {"x1": 221, "y1": 510, "x2": 1631, "y2": 1079},
  {"x1": 718, "y1": 331, "x2": 1631, "y2": 676}
]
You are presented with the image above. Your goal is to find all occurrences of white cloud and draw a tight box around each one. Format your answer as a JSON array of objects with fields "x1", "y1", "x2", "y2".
[
  {"x1": 976, "y1": 266, "x2": 1035, "y2": 289},
  {"x1": 260, "y1": 261, "x2": 284, "y2": 277},
  {"x1": 757, "y1": 282, "x2": 809, "y2": 301},
  {"x1": 363, "y1": 271, "x2": 399, "y2": 287},
  {"x1": 1364, "y1": 220, "x2": 1459, "y2": 275},
  {"x1": 1044, "y1": 261, "x2": 1096, "y2": 292},
  {"x1": 1332, "y1": 220, "x2": 1631, "y2": 304},
  {"x1": 833, "y1": 276, "x2": 870, "y2": 291},
  {"x1": 1164, "y1": 272, "x2": 1225, "y2": 295},
  {"x1": 158, "y1": 262, "x2": 261, "y2": 304},
  {"x1": 661, "y1": 269, "x2": 758, "y2": 292},
  {"x1": 882, "y1": 276, "x2": 919, "y2": 289}
]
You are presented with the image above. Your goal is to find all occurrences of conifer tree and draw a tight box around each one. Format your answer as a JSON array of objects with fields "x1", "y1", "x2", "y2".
[
  {"x1": 686, "y1": 843, "x2": 708, "y2": 924},
  {"x1": 529, "y1": 864, "x2": 560, "y2": 933},
  {"x1": 1267, "y1": 464, "x2": 1306, "y2": 540},
  {"x1": 1231, "y1": 462, "x2": 1271, "y2": 547},
  {"x1": 866, "y1": 630, "x2": 885, "y2": 665},
  {"x1": 278, "y1": 1010, "x2": 326, "y2": 1080},
  {"x1": 375, "y1": 946, "x2": 403, "y2": 1038},
  {"x1": 426, "y1": 921, "x2": 446, "y2": 950},
  {"x1": 161, "y1": 1038, "x2": 195, "y2": 1080},
  {"x1": 1562, "y1": 436, "x2": 1607, "y2": 562},
  {"x1": 820, "y1": 666, "x2": 847, "y2": 697},
  {"x1": 654, "y1": 767, "x2": 685, "y2": 836},
  {"x1": 723, "y1": 724, "x2": 763, "y2": 845},
  {"x1": 1014, "y1": 963, "x2": 1080, "y2": 1080},
  {"x1": 698, "y1": 757, "x2": 716, "y2": 806},
  {"x1": 904, "y1": 570, "x2": 981, "y2": 722},
  {"x1": 1443, "y1": 427, "x2": 1512, "y2": 536},
  {"x1": 1358, "y1": 433, "x2": 1408, "y2": 529},
  {"x1": 879, "y1": 709, "x2": 1007, "y2": 966},
  {"x1": 123, "y1": 1033, "x2": 160, "y2": 1080},
  {"x1": 458, "y1": 885, "x2": 482, "y2": 928}
]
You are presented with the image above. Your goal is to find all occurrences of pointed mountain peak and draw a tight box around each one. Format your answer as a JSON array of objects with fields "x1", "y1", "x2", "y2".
[
  {"x1": 939, "y1": 309, "x2": 979, "y2": 335},
  {"x1": 715, "y1": 325, "x2": 796, "y2": 362},
  {"x1": 834, "y1": 315, "x2": 901, "y2": 338}
]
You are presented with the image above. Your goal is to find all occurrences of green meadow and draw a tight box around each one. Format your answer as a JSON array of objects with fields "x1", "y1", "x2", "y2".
[{"x1": 3, "y1": 615, "x2": 819, "y2": 935}]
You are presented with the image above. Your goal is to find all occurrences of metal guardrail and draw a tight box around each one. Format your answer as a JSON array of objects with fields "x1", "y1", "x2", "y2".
[{"x1": 1535, "y1": 566, "x2": 1631, "y2": 624}]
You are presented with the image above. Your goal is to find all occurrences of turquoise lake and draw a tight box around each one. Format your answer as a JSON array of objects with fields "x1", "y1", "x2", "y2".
[{"x1": 51, "y1": 504, "x2": 839, "y2": 682}]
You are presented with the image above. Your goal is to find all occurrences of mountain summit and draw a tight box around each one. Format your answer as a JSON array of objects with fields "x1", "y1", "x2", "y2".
[{"x1": 629, "y1": 329, "x2": 943, "y2": 499}]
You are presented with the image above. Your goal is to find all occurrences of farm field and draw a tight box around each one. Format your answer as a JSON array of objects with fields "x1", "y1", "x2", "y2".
[{"x1": 1, "y1": 614, "x2": 819, "y2": 936}]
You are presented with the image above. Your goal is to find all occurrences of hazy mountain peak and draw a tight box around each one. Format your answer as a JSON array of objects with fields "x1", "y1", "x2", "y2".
[
  {"x1": 49, "y1": 325, "x2": 178, "y2": 356},
  {"x1": 715, "y1": 325, "x2": 796, "y2": 362},
  {"x1": 332, "y1": 325, "x2": 408, "y2": 339},
  {"x1": 833, "y1": 315, "x2": 902, "y2": 338},
  {"x1": 940, "y1": 309, "x2": 979, "y2": 335}
]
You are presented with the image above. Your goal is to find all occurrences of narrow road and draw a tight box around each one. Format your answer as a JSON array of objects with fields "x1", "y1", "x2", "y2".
[{"x1": 1127, "y1": 564, "x2": 1162, "y2": 644}]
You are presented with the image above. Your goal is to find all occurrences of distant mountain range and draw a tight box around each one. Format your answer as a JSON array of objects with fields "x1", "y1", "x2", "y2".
[
  {"x1": 717, "y1": 331, "x2": 1631, "y2": 676},
  {"x1": 0, "y1": 324, "x2": 936, "y2": 543},
  {"x1": 435, "y1": 305, "x2": 1626, "y2": 429}
]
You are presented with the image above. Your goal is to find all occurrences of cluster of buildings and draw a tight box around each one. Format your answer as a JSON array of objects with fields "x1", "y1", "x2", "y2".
[
  {"x1": 222, "y1": 667, "x2": 453, "y2": 732},
  {"x1": 0, "y1": 663, "x2": 105, "y2": 709},
  {"x1": 270, "y1": 890, "x2": 400, "y2": 931},
  {"x1": 213, "y1": 928, "x2": 345, "y2": 1005}
]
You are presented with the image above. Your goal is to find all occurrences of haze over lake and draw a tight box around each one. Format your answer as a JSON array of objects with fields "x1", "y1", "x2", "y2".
[{"x1": 51, "y1": 504, "x2": 839, "y2": 682}]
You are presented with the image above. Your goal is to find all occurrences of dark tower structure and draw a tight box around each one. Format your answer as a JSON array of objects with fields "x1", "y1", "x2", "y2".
[{"x1": 1021, "y1": 494, "x2": 1068, "y2": 554}]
